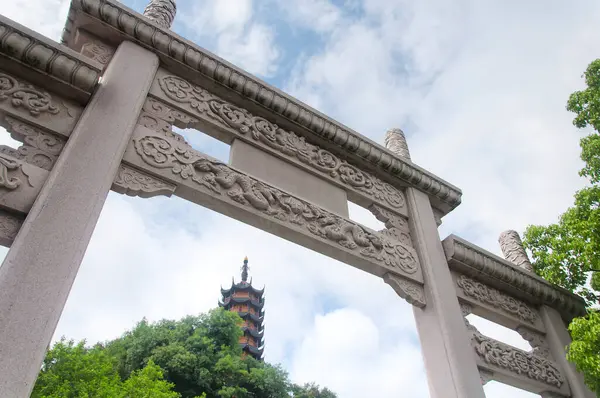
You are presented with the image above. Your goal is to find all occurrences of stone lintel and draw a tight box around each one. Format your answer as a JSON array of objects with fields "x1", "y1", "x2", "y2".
[
  {"x1": 442, "y1": 235, "x2": 587, "y2": 323},
  {"x1": 0, "y1": 15, "x2": 101, "y2": 104},
  {"x1": 60, "y1": 0, "x2": 462, "y2": 218},
  {"x1": 122, "y1": 124, "x2": 424, "y2": 285},
  {"x1": 230, "y1": 139, "x2": 349, "y2": 218}
]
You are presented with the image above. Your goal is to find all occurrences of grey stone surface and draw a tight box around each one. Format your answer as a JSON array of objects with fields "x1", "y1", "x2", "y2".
[
  {"x1": 0, "y1": 153, "x2": 48, "y2": 214},
  {"x1": 541, "y1": 305, "x2": 595, "y2": 398},
  {"x1": 405, "y1": 187, "x2": 485, "y2": 398},
  {"x1": 229, "y1": 139, "x2": 349, "y2": 218},
  {"x1": 0, "y1": 14, "x2": 101, "y2": 104},
  {"x1": 443, "y1": 235, "x2": 587, "y2": 321},
  {"x1": 122, "y1": 124, "x2": 423, "y2": 284},
  {"x1": 147, "y1": 71, "x2": 409, "y2": 217},
  {"x1": 384, "y1": 128, "x2": 411, "y2": 161},
  {"x1": 0, "y1": 41, "x2": 159, "y2": 397},
  {"x1": 499, "y1": 229, "x2": 535, "y2": 273},
  {"x1": 60, "y1": 0, "x2": 463, "y2": 217},
  {"x1": 143, "y1": 0, "x2": 177, "y2": 29}
]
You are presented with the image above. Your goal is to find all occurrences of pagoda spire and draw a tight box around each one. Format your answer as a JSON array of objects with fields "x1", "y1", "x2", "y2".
[{"x1": 241, "y1": 256, "x2": 249, "y2": 282}]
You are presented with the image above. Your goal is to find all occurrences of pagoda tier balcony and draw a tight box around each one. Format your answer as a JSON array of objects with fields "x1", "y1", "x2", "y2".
[
  {"x1": 240, "y1": 343, "x2": 264, "y2": 359},
  {"x1": 220, "y1": 296, "x2": 265, "y2": 311},
  {"x1": 242, "y1": 326, "x2": 264, "y2": 340},
  {"x1": 237, "y1": 311, "x2": 264, "y2": 324},
  {"x1": 221, "y1": 281, "x2": 265, "y2": 297}
]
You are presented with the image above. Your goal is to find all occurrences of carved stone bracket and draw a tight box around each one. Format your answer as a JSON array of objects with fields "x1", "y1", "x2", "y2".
[
  {"x1": 459, "y1": 301, "x2": 479, "y2": 333},
  {"x1": 472, "y1": 331, "x2": 565, "y2": 389},
  {"x1": 0, "y1": 116, "x2": 66, "y2": 170},
  {"x1": 112, "y1": 164, "x2": 176, "y2": 199},
  {"x1": 456, "y1": 274, "x2": 539, "y2": 325},
  {"x1": 150, "y1": 76, "x2": 408, "y2": 214},
  {"x1": 0, "y1": 210, "x2": 24, "y2": 247},
  {"x1": 383, "y1": 273, "x2": 425, "y2": 308},
  {"x1": 123, "y1": 125, "x2": 423, "y2": 283}
]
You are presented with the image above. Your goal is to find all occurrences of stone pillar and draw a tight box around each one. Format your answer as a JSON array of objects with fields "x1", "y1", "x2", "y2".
[
  {"x1": 540, "y1": 306, "x2": 595, "y2": 398},
  {"x1": 0, "y1": 41, "x2": 159, "y2": 397},
  {"x1": 143, "y1": 0, "x2": 177, "y2": 29},
  {"x1": 384, "y1": 128, "x2": 411, "y2": 161},
  {"x1": 498, "y1": 230, "x2": 534, "y2": 273},
  {"x1": 385, "y1": 129, "x2": 485, "y2": 398}
]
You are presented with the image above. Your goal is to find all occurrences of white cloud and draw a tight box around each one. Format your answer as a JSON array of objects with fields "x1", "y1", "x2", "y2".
[{"x1": 180, "y1": 0, "x2": 279, "y2": 77}]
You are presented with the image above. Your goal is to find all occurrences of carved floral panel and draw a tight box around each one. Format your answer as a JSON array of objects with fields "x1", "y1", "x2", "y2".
[
  {"x1": 149, "y1": 76, "x2": 407, "y2": 214},
  {"x1": 472, "y1": 331, "x2": 565, "y2": 389},
  {"x1": 0, "y1": 116, "x2": 66, "y2": 170},
  {"x1": 125, "y1": 126, "x2": 422, "y2": 282},
  {"x1": 456, "y1": 274, "x2": 539, "y2": 325}
]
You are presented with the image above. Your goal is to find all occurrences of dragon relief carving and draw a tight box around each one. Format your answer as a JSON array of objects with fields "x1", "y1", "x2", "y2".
[
  {"x1": 133, "y1": 132, "x2": 420, "y2": 276},
  {"x1": 112, "y1": 164, "x2": 176, "y2": 199},
  {"x1": 0, "y1": 117, "x2": 65, "y2": 170},
  {"x1": 472, "y1": 331, "x2": 565, "y2": 388},
  {"x1": 0, "y1": 73, "x2": 59, "y2": 116},
  {"x1": 456, "y1": 275, "x2": 539, "y2": 324},
  {"x1": 156, "y1": 76, "x2": 406, "y2": 211},
  {"x1": 499, "y1": 230, "x2": 535, "y2": 273}
]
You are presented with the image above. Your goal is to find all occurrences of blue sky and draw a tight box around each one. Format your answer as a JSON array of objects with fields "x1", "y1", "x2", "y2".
[{"x1": 2, "y1": 0, "x2": 600, "y2": 397}]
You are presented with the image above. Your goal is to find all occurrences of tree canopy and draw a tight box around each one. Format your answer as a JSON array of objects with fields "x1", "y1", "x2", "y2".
[
  {"x1": 32, "y1": 309, "x2": 336, "y2": 398},
  {"x1": 523, "y1": 58, "x2": 600, "y2": 394}
]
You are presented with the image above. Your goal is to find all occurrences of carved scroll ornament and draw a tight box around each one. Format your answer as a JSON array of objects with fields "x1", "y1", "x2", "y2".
[
  {"x1": 0, "y1": 117, "x2": 65, "y2": 170},
  {"x1": 81, "y1": 42, "x2": 114, "y2": 65},
  {"x1": 132, "y1": 130, "x2": 421, "y2": 277},
  {"x1": 156, "y1": 76, "x2": 407, "y2": 211},
  {"x1": 456, "y1": 275, "x2": 539, "y2": 324},
  {"x1": 112, "y1": 164, "x2": 176, "y2": 199},
  {"x1": 0, "y1": 73, "x2": 59, "y2": 116},
  {"x1": 472, "y1": 331, "x2": 564, "y2": 388}
]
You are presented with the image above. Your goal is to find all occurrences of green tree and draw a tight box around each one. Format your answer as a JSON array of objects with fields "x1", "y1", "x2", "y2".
[
  {"x1": 31, "y1": 339, "x2": 180, "y2": 398},
  {"x1": 291, "y1": 382, "x2": 337, "y2": 398},
  {"x1": 523, "y1": 58, "x2": 600, "y2": 393},
  {"x1": 32, "y1": 308, "x2": 337, "y2": 398}
]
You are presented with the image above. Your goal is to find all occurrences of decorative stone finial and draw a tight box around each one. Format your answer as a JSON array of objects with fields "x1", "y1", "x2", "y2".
[
  {"x1": 384, "y1": 128, "x2": 411, "y2": 160},
  {"x1": 498, "y1": 230, "x2": 534, "y2": 273},
  {"x1": 241, "y1": 257, "x2": 249, "y2": 282},
  {"x1": 143, "y1": 0, "x2": 177, "y2": 29}
]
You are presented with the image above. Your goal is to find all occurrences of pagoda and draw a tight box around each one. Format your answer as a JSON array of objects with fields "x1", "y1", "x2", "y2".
[{"x1": 219, "y1": 257, "x2": 265, "y2": 360}]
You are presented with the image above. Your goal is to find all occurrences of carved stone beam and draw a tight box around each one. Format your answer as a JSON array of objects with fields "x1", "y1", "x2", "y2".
[
  {"x1": 0, "y1": 153, "x2": 48, "y2": 215},
  {"x1": 0, "y1": 116, "x2": 67, "y2": 171},
  {"x1": 147, "y1": 72, "x2": 408, "y2": 217},
  {"x1": 121, "y1": 125, "x2": 426, "y2": 305},
  {"x1": 499, "y1": 230, "x2": 534, "y2": 273},
  {"x1": 0, "y1": 152, "x2": 48, "y2": 247},
  {"x1": 452, "y1": 272, "x2": 545, "y2": 332},
  {"x1": 471, "y1": 331, "x2": 570, "y2": 396},
  {"x1": 112, "y1": 164, "x2": 176, "y2": 199},
  {"x1": 0, "y1": 210, "x2": 23, "y2": 247},
  {"x1": 443, "y1": 235, "x2": 587, "y2": 322},
  {"x1": 0, "y1": 71, "x2": 82, "y2": 139},
  {"x1": 0, "y1": 15, "x2": 101, "y2": 104}
]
